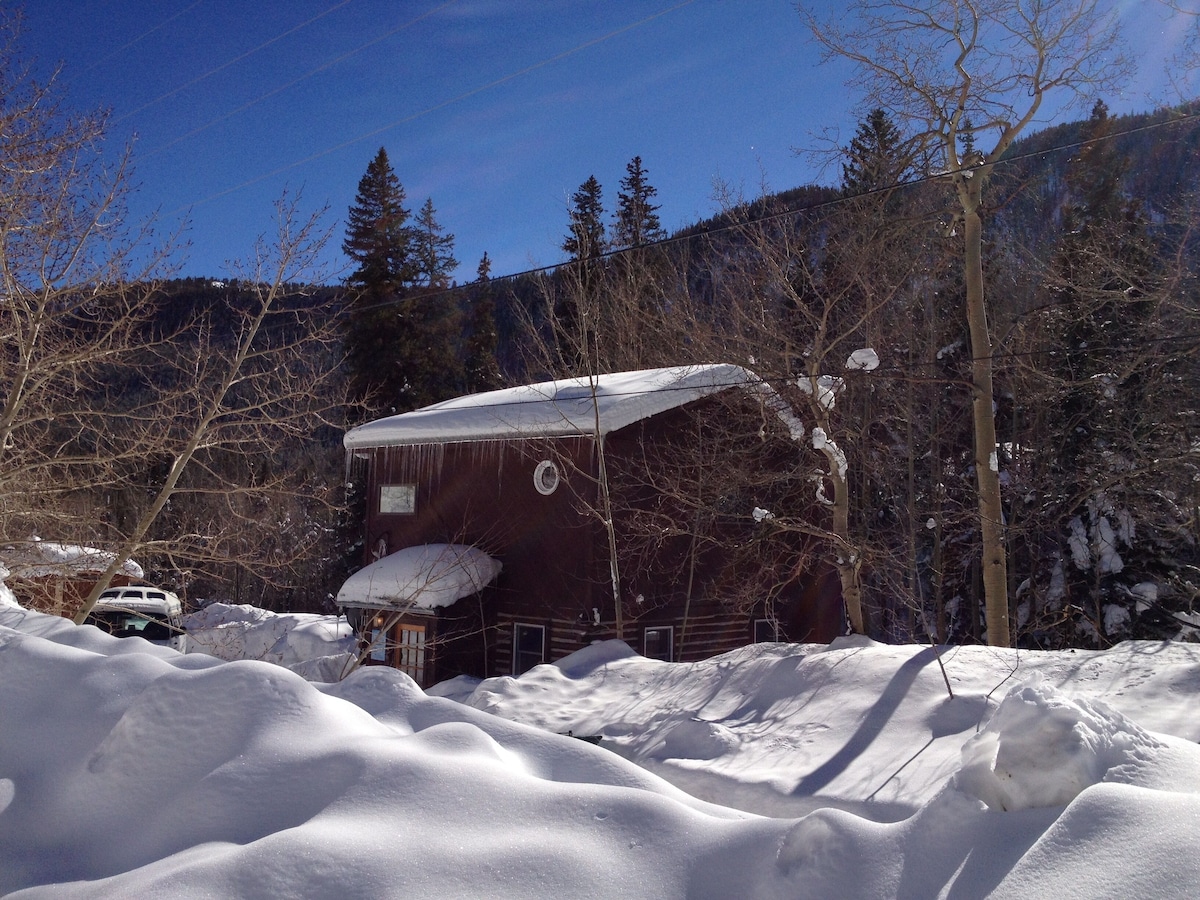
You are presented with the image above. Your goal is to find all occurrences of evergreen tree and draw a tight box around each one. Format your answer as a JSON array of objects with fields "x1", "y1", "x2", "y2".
[
  {"x1": 555, "y1": 176, "x2": 608, "y2": 368},
  {"x1": 413, "y1": 197, "x2": 459, "y2": 288},
  {"x1": 342, "y1": 148, "x2": 459, "y2": 415},
  {"x1": 395, "y1": 284, "x2": 464, "y2": 410},
  {"x1": 841, "y1": 109, "x2": 908, "y2": 196},
  {"x1": 463, "y1": 252, "x2": 502, "y2": 393},
  {"x1": 562, "y1": 175, "x2": 607, "y2": 260},
  {"x1": 342, "y1": 147, "x2": 415, "y2": 300},
  {"x1": 613, "y1": 156, "x2": 664, "y2": 249},
  {"x1": 1040, "y1": 99, "x2": 1159, "y2": 642}
]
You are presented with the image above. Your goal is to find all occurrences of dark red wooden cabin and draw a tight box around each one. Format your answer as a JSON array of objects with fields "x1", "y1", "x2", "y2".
[
  {"x1": 338, "y1": 364, "x2": 843, "y2": 687},
  {"x1": 0, "y1": 539, "x2": 140, "y2": 618}
]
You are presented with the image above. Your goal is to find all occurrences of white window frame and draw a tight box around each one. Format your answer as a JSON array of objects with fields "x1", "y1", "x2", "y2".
[
  {"x1": 379, "y1": 483, "x2": 417, "y2": 515},
  {"x1": 643, "y1": 625, "x2": 674, "y2": 662},
  {"x1": 512, "y1": 623, "x2": 547, "y2": 676},
  {"x1": 754, "y1": 619, "x2": 779, "y2": 643},
  {"x1": 533, "y1": 459, "x2": 560, "y2": 495}
]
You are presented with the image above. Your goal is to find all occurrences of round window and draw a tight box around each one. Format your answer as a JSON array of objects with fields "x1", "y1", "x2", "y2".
[{"x1": 533, "y1": 459, "x2": 560, "y2": 495}]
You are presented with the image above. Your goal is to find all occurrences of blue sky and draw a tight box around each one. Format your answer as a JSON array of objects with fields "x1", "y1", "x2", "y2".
[{"x1": 19, "y1": 0, "x2": 1196, "y2": 284}]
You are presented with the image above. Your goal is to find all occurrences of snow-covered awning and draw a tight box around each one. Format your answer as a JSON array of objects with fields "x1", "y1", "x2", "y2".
[
  {"x1": 336, "y1": 544, "x2": 502, "y2": 612},
  {"x1": 343, "y1": 364, "x2": 767, "y2": 449}
]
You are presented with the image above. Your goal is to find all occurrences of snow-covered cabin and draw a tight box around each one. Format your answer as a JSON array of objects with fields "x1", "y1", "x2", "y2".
[
  {"x1": 0, "y1": 539, "x2": 142, "y2": 617},
  {"x1": 340, "y1": 364, "x2": 842, "y2": 686}
]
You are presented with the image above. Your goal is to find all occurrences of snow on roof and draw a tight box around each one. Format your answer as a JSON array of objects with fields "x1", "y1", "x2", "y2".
[
  {"x1": 337, "y1": 543, "x2": 501, "y2": 611},
  {"x1": 343, "y1": 364, "x2": 766, "y2": 449},
  {"x1": 0, "y1": 539, "x2": 143, "y2": 581}
]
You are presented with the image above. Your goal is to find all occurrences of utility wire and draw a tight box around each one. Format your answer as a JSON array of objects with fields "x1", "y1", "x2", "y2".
[
  {"x1": 113, "y1": 0, "x2": 355, "y2": 125},
  {"x1": 72, "y1": 0, "x2": 206, "y2": 78},
  {"x1": 143, "y1": 0, "x2": 462, "y2": 160},
  {"x1": 91, "y1": 1, "x2": 1193, "y2": 288},
  {"x1": 349, "y1": 106, "x2": 1200, "y2": 318},
  {"x1": 170, "y1": 0, "x2": 701, "y2": 214},
  {"x1": 337, "y1": 103, "x2": 1200, "y2": 396}
]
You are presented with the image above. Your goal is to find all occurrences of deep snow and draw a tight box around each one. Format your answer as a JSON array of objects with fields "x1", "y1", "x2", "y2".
[{"x1": 2, "y1": 589, "x2": 1199, "y2": 898}]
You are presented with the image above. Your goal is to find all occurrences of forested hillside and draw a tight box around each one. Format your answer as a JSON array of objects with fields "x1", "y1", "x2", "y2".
[
  {"x1": 109, "y1": 104, "x2": 1200, "y2": 642},
  {"x1": 5, "y1": 16, "x2": 1199, "y2": 648},
  {"x1": 460, "y1": 100, "x2": 1200, "y2": 649}
]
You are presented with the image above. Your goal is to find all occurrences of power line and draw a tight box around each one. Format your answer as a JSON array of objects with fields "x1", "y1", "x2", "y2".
[
  {"x1": 113, "y1": 0, "x2": 355, "y2": 126},
  {"x1": 352, "y1": 105, "x2": 1200, "y2": 316},
  {"x1": 170, "y1": 0, "x2": 700, "y2": 215},
  {"x1": 143, "y1": 0, "x2": 462, "y2": 160},
  {"x1": 73, "y1": 0, "x2": 206, "y2": 78}
]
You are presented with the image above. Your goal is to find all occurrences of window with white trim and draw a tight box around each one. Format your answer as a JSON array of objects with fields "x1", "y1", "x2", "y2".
[
  {"x1": 643, "y1": 626, "x2": 673, "y2": 662},
  {"x1": 379, "y1": 483, "x2": 417, "y2": 514},
  {"x1": 754, "y1": 619, "x2": 780, "y2": 643},
  {"x1": 394, "y1": 623, "x2": 427, "y2": 684},
  {"x1": 513, "y1": 623, "x2": 546, "y2": 675},
  {"x1": 533, "y1": 459, "x2": 560, "y2": 495}
]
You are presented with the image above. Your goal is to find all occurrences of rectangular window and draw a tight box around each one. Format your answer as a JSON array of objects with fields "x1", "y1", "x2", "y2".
[
  {"x1": 754, "y1": 619, "x2": 779, "y2": 643},
  {"x1": 379, "y1": 484, "x2": 417, "y2": 515},
  {"x1": 643, "y1": 626, "x2": 673, "y2": 662},
  {"x1": 369, "y1": 625, "x2": 387, "y2": 662},
  {"x1": 513, "y1": 623, "x2": 546, "y2": 676}
]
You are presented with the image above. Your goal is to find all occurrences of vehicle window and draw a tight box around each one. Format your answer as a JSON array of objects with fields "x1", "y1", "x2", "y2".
[
  {"x1": 140, "y1": 620, "x2": 171, "y2": 641},
  {"x1": 84, "y1": 610, "x2": 171, "y2": 640}
]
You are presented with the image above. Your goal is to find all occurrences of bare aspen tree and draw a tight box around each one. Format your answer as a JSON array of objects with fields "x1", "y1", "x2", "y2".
[
  {"x1": 802, "y1": 0, "x2": 1131, "y2": 645},
  {"x1": 71, "y1": 193, "x2": 343, "y2": 622},
  {"x1": 696, "y1": 186, "x2": 930, "y2": 635},
  {"x1": 0, "y1": 15, "x2": 178, "y2": 549}
]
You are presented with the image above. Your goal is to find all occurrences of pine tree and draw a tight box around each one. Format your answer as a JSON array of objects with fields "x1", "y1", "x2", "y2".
[
  {"x1": 342, "y1": 149, "x2": 459, "y2": 415},
  {"x1": 1042, "y1": 99, "x2": 1158, "y2": 641},
  {"x1": 463, "y1": 252, "x2": 502, "y2": 393},
  {"x1": 562, "y1": 175, "x2": 607, "y2": 260},
  {"x1": 398, "y1": 199, "x2": 462, "y2": 410},
  {"x1": 613, "y1": 156, "x2": 664, "y2": 249},
  {"x1": 413, "y1": 197, "x2": 459, "y2": 289},
  {"x1": 841, "y1": 109, "x2": 908, "y2": 196},
  {"x1": 555, "y1": 176, "x2": 608, "y2": 368},
  {"x1": 342, "y1": 147, "x2": 415, "y2": 301}
]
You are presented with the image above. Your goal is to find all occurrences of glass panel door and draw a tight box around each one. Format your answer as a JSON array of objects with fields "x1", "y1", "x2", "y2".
[
  {"x1": 513, "y1": 624, "x2": 546, "y2": 676},
  {"x1": 392, "y1": 623, "x2": 426, "y2": 684}
]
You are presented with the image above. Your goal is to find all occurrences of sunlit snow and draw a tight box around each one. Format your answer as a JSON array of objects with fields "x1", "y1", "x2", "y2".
[{"x1": 2, "y1": 591, "x2": 1199, "y2": 898}]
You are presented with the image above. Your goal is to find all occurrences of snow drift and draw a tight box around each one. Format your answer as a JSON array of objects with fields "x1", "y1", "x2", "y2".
[
  {"x1": 181, "y1": 602, "x2": 356, "y2": 682},
  {"x1": 2, "y1": 605, "x2": 1200, "y2": 898}
]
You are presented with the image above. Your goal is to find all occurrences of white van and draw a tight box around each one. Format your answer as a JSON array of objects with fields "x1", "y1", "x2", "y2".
[{"x1": 84, "y1": 586, "x2": 188, "y2": 653}]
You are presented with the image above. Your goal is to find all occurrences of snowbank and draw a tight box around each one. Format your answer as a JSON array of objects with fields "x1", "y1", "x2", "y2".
[
  {"x1": 181, "y1": 602, "x2": 356, "y2": 681},
  {"x1": 0, "y1": 606, "x2": 763, "y2": 899},
  {"x1": 460, "y1": 638, "x2": 1200, "y2": 818},
  {"x1": 956, "y1": 681, "x2": 1166, "y2": 811},
  {"x1": 3, "y1": 604, "x2": 1200, "y2": 898}
]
